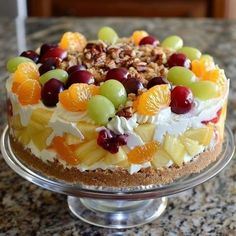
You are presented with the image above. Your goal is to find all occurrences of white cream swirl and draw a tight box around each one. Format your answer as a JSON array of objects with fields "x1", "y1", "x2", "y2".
[{"x1": 107, "y1": 115, "x2": 138, "y2": 135}]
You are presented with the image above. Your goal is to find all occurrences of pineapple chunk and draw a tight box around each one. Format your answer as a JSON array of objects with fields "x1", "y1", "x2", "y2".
[
  {"x1": 31, "y1": 108, "x2": 53, "y2": 126},
  {"x1": 12, "y1": 115, "x2": 24, "y2": 130},
  {"x1": 77, "y1": 122, "x2": 98, "y2": 140},
  {"x1": 81, "y1": 148, "x2": 106, "y2": 166},
  {"x1": 163, "y1": 134, "x2": 186, "y2": 167},
  {"x1": 184, "y1": 126, "x2": 214, "y2": 145},
  {"x1": 15, "y1": 130, "x2": 31, "y2": 145},
  {"x1": 151, "y1": 148, "x2": 172, "y2": 168},
  {"x1": 75, "y1": 140, "x2": 98, "y2": 157},
  {"x1": 75, "y1": 139, "x2": 106, "y2": 165},
  {"x1": 134, "y1": 124, "x2": 155, "y2": 142},
  {"x1": 64, "y1": 133, "x2": 83, "y2": 145},
  {"x1": 180, "y1": 136, "x2": 204, "y2": 156},
  {"x1": 27, "y1": 119, "x2": 45, "y2": 136},
  {"x1": 217, "y1": 103, "x2": 227, "y2": 140},
  {"x1": 116, "y1": 159, "x2": 129, "y2": 168},
  {"x1": 104, "y1": 147, "x2": 127, "y2": 165},
  {"x1": 31, "y1": 128, "x2": 53, "y2": 151},
  {"x1": 12, "y1": 115, "x2": 30, "y2": 145}
]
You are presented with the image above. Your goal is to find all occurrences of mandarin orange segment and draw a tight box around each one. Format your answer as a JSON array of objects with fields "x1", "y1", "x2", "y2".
[
  {"x1": 128, "y1": 141, "x2": 160, "y2": 164},
  {"x1": 202, "y1": 69, "x2": 220, "y2": 82},
  {"x1": 191, "y1": 59, "x2": 205, "y2": 78},
  {"x1": 131, "y1": 31, "x2": 148, "y2": 46},
  {"x1": 135, "y1": 84, "x2": 170, "y2": 115},
  {"x1": 52, "y1": 136, "x2": 80, "y2": 165},
  {"x1": 191, "y1": 58, "x2": 226, "y2": 94},
  {"x1": 12, "y1": 62, "x2": 39, "y2": 93},
  {"x1": 59, "y1": 32, "x2": 87, "y2": 52},
  {"x1": 59, "y1": 84, "x2": 99, "y2": 112},
  {"x1": 16, "y1": 79, "x2": 41, "y2": 105}
]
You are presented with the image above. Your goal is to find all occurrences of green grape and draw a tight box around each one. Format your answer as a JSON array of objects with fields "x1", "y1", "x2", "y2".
[
  {"x1": 99, "y1": 80, "x2": 127, "y2": 108},
  {"x1": 178, "y1": 47, "x2": 201, "y2": 61},
  {"x1": 6, "y1": 56, "x2": 33, "y2": 73},
  {"x1": 88, "y1": 95, "x2": 115, "y2": 125},
  {"x1": 167, "y1": 66, "x2": 196, "y2": 86},
  {"x1": 98, "y1": 26, "x2": 118, "y2": 44},
  {"x1": 189, "y1": 81, "x2": 219, "y2": 100},
  {"x1": 39, "y1": 69, "x2": 68, "y2": 85},
  {"x1": 161, "y1": 35, "x2": 183, "y2": 50}
]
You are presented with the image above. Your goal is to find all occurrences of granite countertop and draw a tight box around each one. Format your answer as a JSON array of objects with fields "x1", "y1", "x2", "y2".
[{"x1": 0, "y1": 18, "x2": 236, "y2": 235}]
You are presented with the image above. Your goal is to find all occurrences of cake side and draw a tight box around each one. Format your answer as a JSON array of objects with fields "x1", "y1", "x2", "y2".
[
  {"x1": 10, "y1": 135, "x2": 222, "y2": 187},
  {"x1": 6, "y1": 28, "x2": 229, "y2": 186}
]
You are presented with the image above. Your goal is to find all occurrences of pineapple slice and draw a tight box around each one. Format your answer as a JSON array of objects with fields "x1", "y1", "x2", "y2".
[
  {"x1": 77, "y1": 122, "x2": 98, "y2": 140},
  {"x1": 163, "y1": 134, "x2": 186, "y2": 167},
  {"x1": 180, "y1": 136, "x2": 204, "y2": 156},
  {"x1": 104, "y1": 147, "x2": 127, "y2": 165},
  {"x1": 151, "y1": 148, "x2": 172, "y2": 168},
  {"x1": 75, "y1": 140, "x2": 106, "y2": 166},
  {"x1": 64, "y1": 133, "x2": 83, "y2": 145},
  {"x1": 31, "y1": 128, "x2": 53, "y2": 151},
  {"x1": 134, "y1": 124, "x2": 155, "y2": 142},
  {"x1": 184, "y1": 126, "x2": 214, "y2": 145}
]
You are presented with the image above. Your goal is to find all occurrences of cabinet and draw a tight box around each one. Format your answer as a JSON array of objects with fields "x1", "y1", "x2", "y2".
[{"x1": 27, "y1": 0, "x2": 227, "y2": 18}]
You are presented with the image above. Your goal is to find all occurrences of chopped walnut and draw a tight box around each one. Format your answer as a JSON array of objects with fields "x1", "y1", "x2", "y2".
[
  {"x1": 116, "y1": 106, "x2": 134, "y2": 119},
  {"x1": 59, "y1": 38, "x2": 171, "y2": 87}
]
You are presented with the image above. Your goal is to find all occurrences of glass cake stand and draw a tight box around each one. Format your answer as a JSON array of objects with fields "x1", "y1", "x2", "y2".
[{"x1": 1, "y1": 125, "x2": 235, "y2": 229}]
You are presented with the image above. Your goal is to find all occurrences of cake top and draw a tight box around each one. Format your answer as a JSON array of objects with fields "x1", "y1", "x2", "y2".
[{"x1": 6, "y1": 26, "x2": 227, "y2": 127}]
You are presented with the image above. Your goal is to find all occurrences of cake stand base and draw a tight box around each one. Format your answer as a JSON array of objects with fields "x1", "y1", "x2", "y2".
[{"x1": 67, "y1": 196, "x2": 168, "y2": 228}]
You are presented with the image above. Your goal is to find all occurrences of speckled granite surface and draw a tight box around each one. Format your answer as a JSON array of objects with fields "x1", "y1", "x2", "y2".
[{"x1": 0, "y1": 18, "x2": 236, "y2": 235}]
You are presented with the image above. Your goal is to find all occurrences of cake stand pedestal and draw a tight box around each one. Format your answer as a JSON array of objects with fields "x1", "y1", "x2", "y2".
[{"x1": 1, "y1": 125, "x2": 235, "y2": 229}]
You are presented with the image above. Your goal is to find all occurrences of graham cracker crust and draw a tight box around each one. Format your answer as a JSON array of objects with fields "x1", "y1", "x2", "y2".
[{"x1": 9, "y1": 135, "x2": 223, "y2": 187}]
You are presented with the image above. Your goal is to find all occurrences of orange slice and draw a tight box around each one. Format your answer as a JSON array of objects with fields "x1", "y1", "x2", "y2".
[
  {"x1": 128, "y1": 141, "x2": 160, "y2": 164},
  {"x1": 52, "y1": 136, "x2": 79, "y2": 165},
  {"x1": 12, "y1": 62, "x2": 39, "y2": 93},
  {"x1": 59, "y1": 83, "x2": 99, "y2": 112},
  {"x1": 131, "y1": 30, "x2": 148, "y2": 46},
  {"x1": 135, "y1": 84, "x2": 170, "y2": 115},
  {"x1": 59, "y1": 32, "x2": 87, "y2": 52},
  {"x1": 16, "y1": 79, "x2": 41, "y2": 105}
]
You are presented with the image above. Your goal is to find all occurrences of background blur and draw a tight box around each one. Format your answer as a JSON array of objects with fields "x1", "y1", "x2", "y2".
[{"x1": 1, "y1": 0, "x2": 236, "y2": 18}]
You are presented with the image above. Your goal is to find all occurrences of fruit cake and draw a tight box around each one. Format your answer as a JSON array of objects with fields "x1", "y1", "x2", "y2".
[{"x1": 6, "y1": 27, "x2": 229, "y2": 187}]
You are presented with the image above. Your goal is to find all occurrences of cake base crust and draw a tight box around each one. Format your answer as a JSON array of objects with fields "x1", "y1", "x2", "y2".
[{"x1": 10, "y1": 136, "x2": 223, "y2": 187}]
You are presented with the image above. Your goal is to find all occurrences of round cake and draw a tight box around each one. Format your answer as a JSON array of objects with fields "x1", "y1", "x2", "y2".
[{"x1": 6, "y1": 27, "x2": 229, "y2": 187}]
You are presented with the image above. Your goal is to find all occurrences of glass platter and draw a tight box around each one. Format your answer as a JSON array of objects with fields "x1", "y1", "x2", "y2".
[{"x1": 1, "y1": 125, "x2": 235, "y2": 229}]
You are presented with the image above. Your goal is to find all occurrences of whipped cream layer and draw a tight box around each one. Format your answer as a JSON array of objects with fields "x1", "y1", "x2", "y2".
[{"x1": 7, "y1": 74, "x2": 229, "y2": 174}]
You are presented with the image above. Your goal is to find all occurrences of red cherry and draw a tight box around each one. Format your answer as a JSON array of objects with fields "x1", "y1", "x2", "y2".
[
  {"x1": 40, "y1": 47, "x2": 67, "y2": 63},
  {"x1": 39, "y1": 57, "x2": 61, "y2": 75},
  {"x1": 41, "y1": 79, "x2": 65, "y2": 107},
  {"x1": 167, "y1": 53, "x2": 191, "y2": 69},
  {"x1": 105, "y1": 68, "x2": 129, "y2": 83},
  {"x1": 40, "y1": 43, "x2": 58, "y2": 56},
  {"x1": 139, "y1": 36, "x2": 159, "y2": 46},
  {"x1": 67, "y1": 65, "x2": 87, "y2": 75},
  {"x1": 202, "y1": 109, "x2": 222, "y2": 124},
  {"x1": 170, "y1": 86, "x2": 193, "y2": 114},
  {"x1": 66, "y1": 70, "x2": 94, "y2": 88},
  {"x1": 147, "y1": 77, "x2": 168, "y2": 89},
  {"x1": 97, "y1": 129, "x2": 128, "y2": 153},
  {"x1": 123, "y1": 78, "x2": 144, "y2": 94},
  {"x1": 20, "y1": 50, "x2": 39, "y2": 63}
]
